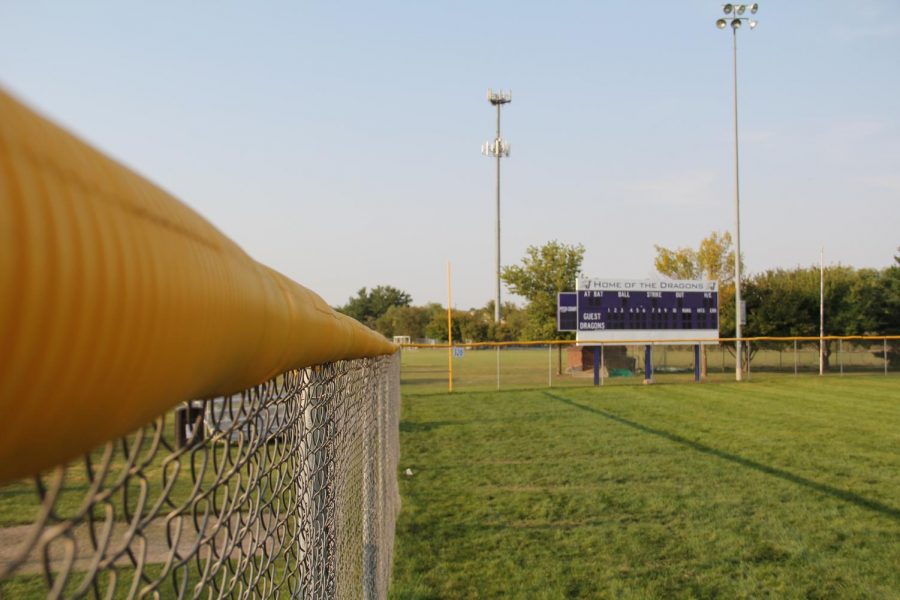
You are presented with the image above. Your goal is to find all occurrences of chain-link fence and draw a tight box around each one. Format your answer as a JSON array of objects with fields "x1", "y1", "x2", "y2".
[
  {"x1": 0, "y1": 353, "x2": 400, "y2": 599},
  {"x1": 400, "y1": 337, "x2": 898, "y2": 393}
]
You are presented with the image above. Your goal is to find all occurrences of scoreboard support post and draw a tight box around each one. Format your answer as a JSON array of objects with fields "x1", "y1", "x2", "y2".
[
  {"x1": 644, "y1": 345, "x2": 653, "y2": 384},
  {"x1": 694, "y1": 345, "x2": 702, "y2": 382},
  {"x1": 593, "y1": 347, "x2": 600, "y2": 386},
  {"x1": 600, "y1": 345, "x2": 605, "y2": 387}
]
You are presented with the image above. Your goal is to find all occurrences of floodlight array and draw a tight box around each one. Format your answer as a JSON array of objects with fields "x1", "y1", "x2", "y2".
[
  {"x1": 717, "y1": 3, "x2": 759, "y2": 30},
  {"x1": 487, "y1": 88, "x2": 512, "y2": 105}
]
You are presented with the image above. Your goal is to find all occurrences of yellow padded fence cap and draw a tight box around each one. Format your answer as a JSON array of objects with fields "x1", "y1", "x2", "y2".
[{"x1": 0, "y1": 89, "x2": 396, "y2": 484}]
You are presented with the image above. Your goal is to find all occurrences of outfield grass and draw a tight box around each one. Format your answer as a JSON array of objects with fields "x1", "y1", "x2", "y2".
[
  {"x1": 390, "y1": 375, "x2": 900, "y2": 599},
  {"x1": 401, "y1": 345, "x2": 891, "y2": 395},
  {"x1": 3, "y1": 362, "x2": 897, "y2": 598}
]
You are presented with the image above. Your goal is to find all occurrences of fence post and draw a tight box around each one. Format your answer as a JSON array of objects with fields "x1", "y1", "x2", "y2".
[
  {"x1": 747, "y1": 340, "x2": 750, "y2": 379},
  {"x1": 558, "y1": 345, "x2": 563, "y2": 376},
  {"x1": 548, "y1": 344, "x2": 552, "y2": 388},
  {"x1": 308, "y1": 370, "x2": 333, "y2": 596},
  {"x1": 362, "y1": 378, "x2": 377, "y2": 600},
  {"x1": 839, "y1": 339, "x2": 844, "y2": 376},
  {"x1": 496, "y1": 346, "x2": 500, "y2": 391},
  {"x1": 794, "y1": 339, "x2": 798, "y2": 376},
  {"x1": 885, "y1": 338, "x2": 888, "y2": 376},
  {"x1": 644, "y1": 345, "x2": 653, "y2": 384},
  {"x1": 693, "y1": 345, "x2": 701, "y2": 382},
  {"x1": 600, "y1": 345, "x2": 605, "y2": 387}
]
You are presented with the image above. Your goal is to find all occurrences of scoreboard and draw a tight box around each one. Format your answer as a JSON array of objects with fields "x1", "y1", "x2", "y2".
[{"x1": 558, "y1": 278, "x2": 719, "y2": 344}]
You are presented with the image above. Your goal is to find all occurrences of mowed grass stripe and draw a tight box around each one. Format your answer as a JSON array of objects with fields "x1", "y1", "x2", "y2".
[
  {"x1": 543, "y1": 391, "x2": 900, "y2": 520},
  {"x1": 391, "y1": 378, "x2": 900, "y2": 599},
  {"x1": 555, "y1": 381, "x2": 900, "y2": 506}
]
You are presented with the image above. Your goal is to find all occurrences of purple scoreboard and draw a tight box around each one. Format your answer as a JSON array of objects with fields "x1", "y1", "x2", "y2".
[{"x1": 557, "y1": 278, "x2": 719, "y2": 344}]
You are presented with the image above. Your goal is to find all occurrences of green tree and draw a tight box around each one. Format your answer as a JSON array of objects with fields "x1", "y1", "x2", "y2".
[
  {"x1": 655, "y1": 231, "x2": 740, "y2": 369},
  {"x1": 742, "y1": 268, "x2": 818, "y2": 338},
  {"x1": 501, "y1": 241, "x2": 585, "y2": 340},
  {"x1": 885, "y1": 260, "x2": 900, "y2": 365},
  {"x1": 655, "y1": 231, "x2": 736, "y2": 282},
  {"x1": 487, "y1": 302, "x2": 527, "y2": 341},
  {"x1": 337, "y1": 285, "x2": 412, "y2": 329},
  {"x1": 424, "y1": 306, "x2": 465, "y2": 342},
  {"x1": 374, "y1": 304, "x2": 431, "y2": 339},
  {"x1": 742, "y1": 265, "x2": 881, "y2": 370},
  {"x1": 853, "y1": 253, "x2": 900, "y2": 368}
]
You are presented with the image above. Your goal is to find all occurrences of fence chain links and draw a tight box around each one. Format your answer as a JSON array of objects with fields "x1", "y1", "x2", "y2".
[{"x1": 0, "y1": 353, "x2": 401, "y2": 599}]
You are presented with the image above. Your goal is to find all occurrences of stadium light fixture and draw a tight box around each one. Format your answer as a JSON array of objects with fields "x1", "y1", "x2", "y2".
[
  {"x1": 483, "y1": 89, "x2": 512, "y2": 324},
  {"x1": 715, "y1": 4, "x2": 759, "y2": 382}
]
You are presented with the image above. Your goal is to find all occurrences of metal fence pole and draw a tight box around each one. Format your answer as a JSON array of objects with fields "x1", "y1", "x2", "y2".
[
  {"x1": 548, "y1": 344, "x2": 552, "y2": 388},
  {"x1": 644, "y1": 345, "x2": 653, "y2": 383},
  {"x1": 839, "y1": 339, "x2": 844, "y2": 376},
  {"x1": 693, "y1": 345, "x2": 701, "y2": 382},
  {"x1": 496, "y1": 346, "x2": 500, "y2": 391},
  {"x1": 794, "y1": 339, "x2": 798, "y2": 376},
  {"x1": 885, "y1": 338, "x2": 889, "y2": 376},
  {"x1": 600, "y1": 345, "x2": 605, "y2": 386},
  {"x1": 747, "y1": 340, "x2": 750, "y2": 379},
  {"x1": 362, "y1": 382, "x2": 377, "y2": 600},
  {"x1": 309, "y1": 373, "x2": 333, "y2": 596}
]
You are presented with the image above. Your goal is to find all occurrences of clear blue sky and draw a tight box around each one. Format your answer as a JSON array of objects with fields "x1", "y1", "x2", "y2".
[{"x1": 2, "y1": 1, "x2": 898, "y2": 309}]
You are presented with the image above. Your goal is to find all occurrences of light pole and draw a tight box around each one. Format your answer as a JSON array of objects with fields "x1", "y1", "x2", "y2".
[
  {"x1": 716, "y1": 3, "x2": 758, "y2": 382},
  {"x1": 482, "y1": 89, "x2": 511, "y2": 324},
  {"x1": 820, "y1": 247, "x2": 825, "y2": 376}
]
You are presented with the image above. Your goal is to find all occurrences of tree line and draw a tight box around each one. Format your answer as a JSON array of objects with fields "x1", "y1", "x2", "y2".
[
  {"x1": 334, "y1": 240, "x2": 584, "y2": 343},
  {"x1": 655, "y1": 234, "x2": 900, "y2": 368},
  {"x1": 336, "y1": 286, "x2": 530, "y2": 343},
  {"x1": 336, "y1": 237, "x2": 900, "y2": 367}
]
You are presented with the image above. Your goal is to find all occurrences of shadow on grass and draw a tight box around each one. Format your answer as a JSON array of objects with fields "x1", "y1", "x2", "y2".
[
  {"x1": 400, "y1": 420, "x2": 462, "y2": 433},
  {"x1": 401, "y1": 378, "x2": 449, "y2": 386},
  {"x1": 400, "y1": 412, "x2": 569, "y2": 434},
  {"x1": 542, "y1": 391, "x2": 900, "y2": 522}
]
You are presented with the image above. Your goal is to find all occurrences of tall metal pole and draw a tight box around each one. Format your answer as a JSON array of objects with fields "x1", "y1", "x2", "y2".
[
  {"x1": 447, "y1": 262, "x2": 453, "y2": 393},
  {"x1": 483, "y1": 89, "x2": 511, "y2": 325},
  {"x1": 717, "y1": 5, "x2": 758, "y2": 382},
  {"x1": 820, "y1": 247, "x2": 825, "y2": 375},
  {"x1": 732, "y1": 27, "x2": 744, "y2": 382},
  {"x1": 495, "y1": 102, "x2": 502, "y2": 324}
]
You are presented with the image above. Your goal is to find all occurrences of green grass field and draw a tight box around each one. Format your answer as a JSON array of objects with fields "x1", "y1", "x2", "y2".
[
  {"x1": 401, "y1": 344, "x2": 890, "y2": 395},
  {"x1": 390, "y1": 375, "x2": 900, "y2": 599},
  {"x1": 2, "y1": 352, "x2": 897, "y2": 598}
]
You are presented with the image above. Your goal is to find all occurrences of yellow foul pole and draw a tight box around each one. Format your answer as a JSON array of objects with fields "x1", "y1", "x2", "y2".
[{"x1": 447, "y1": 262, "x2": 453, "y2": 393}]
